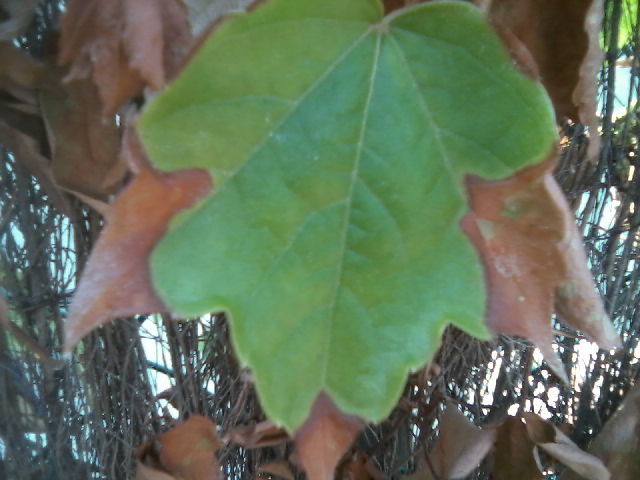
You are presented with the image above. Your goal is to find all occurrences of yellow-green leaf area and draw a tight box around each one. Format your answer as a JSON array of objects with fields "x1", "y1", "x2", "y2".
[{"x1": 138, "y1": 0, "x2": 556, "y2": 431}]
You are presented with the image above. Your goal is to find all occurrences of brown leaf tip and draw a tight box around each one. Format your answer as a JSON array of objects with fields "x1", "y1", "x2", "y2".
[{"x1": 295, "y1": 393, "x2": 364, "y2": 480}]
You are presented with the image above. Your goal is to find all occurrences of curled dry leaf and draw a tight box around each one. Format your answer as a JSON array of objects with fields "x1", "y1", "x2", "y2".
[
  {"x1": 406, "y1": 403, "x2": 495, "y2": 480},
  {"x1": 462, "y1": 155, "x2": 619, "y2": 381},
  {"x1": 40, "y1": 71, "x2": 125, "y2": 202},
  {"x1": 522, "y1": 413, "x2": 610, "y2": 480},
  {"x1": 0, "y1": 42, "x2": 46, "y2": 155},
  {"x1": 573, "y1": 0, "x2": 603, "y2": 127},
  {"x1": 486, "y1": 0, "x2": 602, "y2": 125},
  {"x1": 432, "y1": 403, "x2": 496, "y2": 479},
  {"x1": 58, "y1": 0, "x2": 193, "y2": 114},
  {"x1": 294, "y1": 393, "x2": 363, "y2": 480},
  {"x1": 228, "y1": 420, "x2": 288, "y2": 449},
  {"x1": 560, "y1": 384, "x2": 640, "y2": 480},
  {"x1": 0, "y1": 43, "x2": 71, "y2": 214},
  {"x1": 64, "y1": 129, "x2": 212, "y2": 351},
  {"x1": 0, "y1": 118, "x2": 71, "y2": 216},
  {"x1": 136, "y1": 415, "x2": 222, "y2": 480},
  {"x1": 492, "y1": 416, "x2": 542, "y2": 480}
]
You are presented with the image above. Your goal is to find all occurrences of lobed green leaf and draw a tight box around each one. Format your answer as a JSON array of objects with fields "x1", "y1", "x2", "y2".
[{"x1": 138, "y1": 0, "x2": 555, "y2": 430}]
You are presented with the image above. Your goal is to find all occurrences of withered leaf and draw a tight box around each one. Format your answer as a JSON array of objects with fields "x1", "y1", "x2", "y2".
[
  {"x1": 137, "y1": 415, "x2": 222, "y2": 480},
  {"x1": 522, "y1": 413, "x2": 609, "y2": 480},
  {"x1": 40, "y1": 71, "x2": 125, "y2": 202},
  {"x1": 0, "y1": 118, "x2": 71, "y2": 216},
  {"x1": 492, "y1": 416, "x2": 543, "y2": 480},
  {"x1": 406, "y1": 403, "x2": 495, "y2": 480},
  {"x1": 58, "y1": 0, "x2": 193, "y2": 114},
  {"x1": 64, "y1": 129, "x2": 212, "y2": 351},
  {"x1": 294, "y1": 393, "x2": 363, "y2": 480},
  {"x1": 486, "y1": 0, "x2": 602, "y2": 125},
  {"x1": 560, "y1": 384, "x2": 640, "y2": 480},
  {"x1": 432, "y1": 404, "x2": 496, "y2": 479},
  {"x1": 462, "y1": 155, "x2": 619, "y2": 381}
]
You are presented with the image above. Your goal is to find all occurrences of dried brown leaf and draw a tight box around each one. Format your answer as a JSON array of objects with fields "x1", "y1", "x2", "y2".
[
  {"x1": 574, "y1": 0, "x2": 603, "y2": 126},
  {"x1": 560, "y1": 384, "x2": 640, "y2": 480},
  {"x1": 486, "y1": 0, "x2": 602, "y2": 125},
  {"x1": 137, "y1": 415, "x2": 222, "y2": 480},
  {"x1": 492, "y1": 416, "x2": 542, "y2": 480},
  {"x1": 58, "y1": 0, "x2": 193, "y2": 114},
  {"x1": 0, "y1": 118, "x2": 71, "y2": 216},
  {"x1": 522, "y1": 413, "x2": 610, "y2": 480},
  {"x1": 40, "y1": 72, "x2": 125, "y2": 201},
  {"x1": 294, "y1": 393, "x2": 363, "y2": 480},
  {"x1": 462, "y1": 155, "x2": 619, "y2": 381},
  {"x1": 406, "y1": 403, "x2": 495, "y2": 480},
  {"x1": 64, "y1": 129, "x2": 212, "y2": 351},
  {"x1": 433, "y1": 404, "x2": 496, "y2": 478},
  {"x1": 228, "y1": 420, "x2": 289, "y2": 449}
]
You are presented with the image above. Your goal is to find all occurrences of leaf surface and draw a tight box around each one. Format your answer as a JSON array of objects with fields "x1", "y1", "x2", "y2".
[{"x1": 138, "y1": 0, "x2": 556, "y2": 430}]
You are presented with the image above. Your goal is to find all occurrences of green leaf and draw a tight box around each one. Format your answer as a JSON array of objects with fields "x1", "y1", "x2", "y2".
[{"x1": 138, "y1": 0, "x2": 555, "y2": 430}]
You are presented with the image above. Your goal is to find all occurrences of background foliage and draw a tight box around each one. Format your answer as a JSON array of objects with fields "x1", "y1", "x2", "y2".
[{"x1": 0, "y1": 0, "x2": 638, "y2": 479}]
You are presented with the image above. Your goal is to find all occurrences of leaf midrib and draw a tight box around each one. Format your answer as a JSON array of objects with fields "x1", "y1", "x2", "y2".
[{"x1": 321, "y1": 31, "x2": 384, "y2": 391}]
